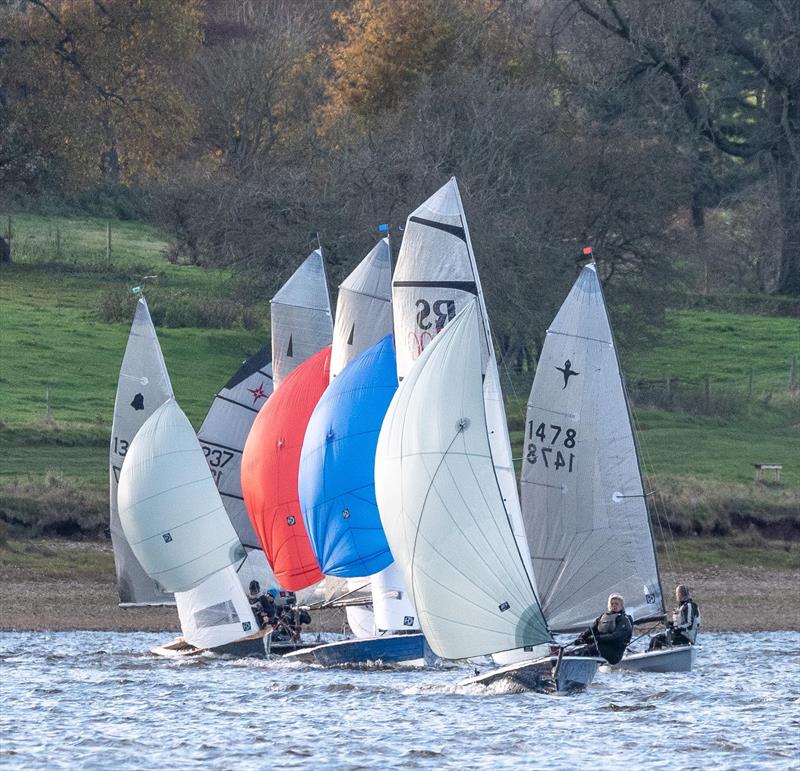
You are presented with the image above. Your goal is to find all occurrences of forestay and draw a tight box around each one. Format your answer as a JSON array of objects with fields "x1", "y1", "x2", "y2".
[
  {"x1": 376, "y1": 302, "x2": 551, "y2": 659},
  {"x1": 118, "y1": 399, "x2": 243, "y2": 594},
  {"x1": 271, "y1": 249, "x2": 333, "y2": 388},
  {"x1": 520, "y1": 264, "x2": 664, "y2": 632},
  {"x1": 391, "y1": 178, "x2": 534, "y2": 591},
  {"x1": 196, "y1": 346, "x2": 280, "y2": 595},
  {"x1": 109, "y1": 297, "x2": 175, "y2": 606},
  {"x1": 175, "y1": 565, "x2": 260, "y2": 650}
]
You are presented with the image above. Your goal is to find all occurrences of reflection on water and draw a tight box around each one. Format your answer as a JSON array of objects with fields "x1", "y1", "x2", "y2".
[{"x1": 0, "y1": 632, "x2": 798, "y2": 769}]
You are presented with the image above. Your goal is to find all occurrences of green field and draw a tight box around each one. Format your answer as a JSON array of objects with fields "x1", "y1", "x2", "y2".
[{"x1": 1, "y1": 211, "x2": 798, "y2": 536}]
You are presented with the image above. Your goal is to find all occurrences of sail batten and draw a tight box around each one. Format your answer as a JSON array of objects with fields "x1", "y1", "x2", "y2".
[{"x1": 521, "y1": 264, "x2": 664, "y2": 632}]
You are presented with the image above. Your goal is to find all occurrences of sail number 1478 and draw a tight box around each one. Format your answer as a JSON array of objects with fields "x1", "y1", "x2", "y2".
[{"x1": 526, "y1": 421, "x2": 576, "y2": 472}]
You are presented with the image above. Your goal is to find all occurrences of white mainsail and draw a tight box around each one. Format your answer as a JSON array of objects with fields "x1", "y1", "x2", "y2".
[
  {"x1": 196, "y1": 346, "x2": 280, "y2": 595},
  {"x1": 520, "y1": 264, "x2": 664, "y2": 632},
  {"x1": 375, "y1": 301, "x2": 551, "y2": 659},
  {"x1": 109, "y1": 297, "x2": 175, "y2": 606},
  {"x1": 118, "y1": 399, "x2": 243, "y2": 593},
  {"x1": 330, "y1": 238, "x2": 393, "y2": 377},
  {"x1": 391, "y1": 177, "x2": 535, "y2": 589},
  {"x1": 271, "y1": 249, "x2": 333, "y2": 388}
]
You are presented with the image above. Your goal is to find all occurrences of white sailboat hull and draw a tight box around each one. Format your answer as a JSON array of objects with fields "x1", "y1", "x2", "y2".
[
  {"x1": 460, "y1": 655, "x2": 603, "y2": 694},
  {"x1": 606, "y1": 645, "x2": 696, "y2": 673}
]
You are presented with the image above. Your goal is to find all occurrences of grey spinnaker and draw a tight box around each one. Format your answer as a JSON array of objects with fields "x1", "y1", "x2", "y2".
[
  {"x1": 520, "y1": 264, "x2": 664, "y2": 633},
  {"x1": 109, "y1": 297, "x2": 175, "y2": 606}
]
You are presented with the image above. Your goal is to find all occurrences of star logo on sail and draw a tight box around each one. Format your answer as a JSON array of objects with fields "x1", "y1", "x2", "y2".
[
  {"x1": 555, "y1": 360, "x2": 579, "y2": 389},
  {"x1": 248, "y1": 383, "x2": 268, "y2": 404}
]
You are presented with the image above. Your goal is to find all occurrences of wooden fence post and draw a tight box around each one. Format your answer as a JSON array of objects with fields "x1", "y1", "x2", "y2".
[
  {"x1": 106, "y1": 222, "x2": 111, "y2": 262},
  {"x1": 6, "y1": 216, "x2": 10, "y2": 255},
  {"x1": 703, "y1": 375, "x2": 711, "y2": 414},
  {"x1": 790, "y1": 355, "x2": 799, "y2": 394},
  {"x1": 56, "y1": 224, "x2": 61, "y2": 257}
]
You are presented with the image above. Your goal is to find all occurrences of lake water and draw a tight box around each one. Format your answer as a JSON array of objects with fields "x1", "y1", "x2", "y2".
[{"x1": 1, "y1": 631, "x2": 798, "y2": 769}]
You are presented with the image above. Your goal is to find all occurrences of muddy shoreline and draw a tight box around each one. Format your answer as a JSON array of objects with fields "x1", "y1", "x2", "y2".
[{"x1": 1, "y1": 541, "x2": 798, "y2": 633}]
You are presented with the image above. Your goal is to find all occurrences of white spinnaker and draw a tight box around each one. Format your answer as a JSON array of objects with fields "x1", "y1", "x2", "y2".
[
  {"x1": 328, "y1": 237, "x2": 420, "y2": 635},
  {"x1": 175, "y1": 565, "x2": 260, "y2": 650},
  {"x1": 521, "y1": 264, "x2": 663, "y2": 633},
  {"x1": 118, "y1": 399, "x2": 242, "y2": 593},
  {"x1": 109, "y1": 297, "x2": 175, "y2": 606},
  {"x1": 376, "y1": 301, "x2": 551, "y2": 659},
  {"x1": 196, "y1": 349, "x2": 280, "y2": 596},
  {"x1": 271, "y1": 249, "x2": 333, "y2": 388},
  {"x1": 391, "y1": 178, "x2": 535, "y2": 591}
]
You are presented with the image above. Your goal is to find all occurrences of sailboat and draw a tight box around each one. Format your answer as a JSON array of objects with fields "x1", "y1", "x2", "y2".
[
  {"x1": 376, "y1": 301, "x2": 602, "y2": 692},
  {"x1": 109, "y1": 297, "x2": 175, "y2": 607},
  {"x1": 118, "y1": 398, "x2": 267, "y2": 657},
  {"x1": 289, "y1": 238, "x2": 428, "y2": 666},
  {"x1": 521, "y1": 256, "x2": 695, "y2": 673}
]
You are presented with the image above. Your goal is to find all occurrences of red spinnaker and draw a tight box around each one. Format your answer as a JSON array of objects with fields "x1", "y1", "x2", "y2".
[{"x1": 241, "y1": 346, "x2": 331, "y2": 590}]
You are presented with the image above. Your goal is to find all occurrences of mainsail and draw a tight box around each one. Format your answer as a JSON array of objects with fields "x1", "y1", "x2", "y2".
[
  {"x1": 241, "y1": 346, "x2": 332, "y2": 591},
  {"x1": 520, "y1": 263, "x2": 664, "y2": 632},
  {"x1": 118, "y1": 398, "x2": 243, "y2": 593},
  {"x1": 390, "y1": 177, "x2": 534, "y2": 588},
  {"x1": 376, "y1": 302, "x2": 552, "y2": 659},
  {"x1": 271, "y1": 249, "x2": 333, "y2": 388},
  {"x1": 109, "y1": 297, "x2": 174, "y2": 606},
  {"x1": 196, "y1": 345, "x2": 280, "y2": 595}
]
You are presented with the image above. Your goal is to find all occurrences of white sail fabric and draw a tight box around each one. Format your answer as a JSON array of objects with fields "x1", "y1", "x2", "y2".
[
  {"x1": 196, "y1": 347, "x2": 281, "y2": 596},
  {"x1": 371, "y1": 562, "x2": 421, "y2": 632},
  {"x1": 392, "y1": 177, "x2": 535, "y2": 590},
  {"x1": 118, "y1": 399, "x2": 243, "y2": 593},
  {"x1": 109, "y1": 297, "x2": 175, "y2": 606},
  {"x1": 271, "y1": 249, "x2": 333, "y2": 388},
  {"x1": 521, "y1": 264, "x2": 663, "y2": 632},
  {"x1": 330, "y1": 237, "x2": 393, "y2": 378},
  {"x1": 175, "y1": 565, "x2": 260, "y2": 650},
  {"x1": 376, "y1": 302, "x2": 551, "y2": 659}
]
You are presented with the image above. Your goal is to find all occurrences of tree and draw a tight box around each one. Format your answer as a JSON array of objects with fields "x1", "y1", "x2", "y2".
[
  {"x1": 568, "y1": 0, "x2": 800, "y2": 294},
  {"x1": 0, "y1": 0, "x2": 202, "y2": 188}
]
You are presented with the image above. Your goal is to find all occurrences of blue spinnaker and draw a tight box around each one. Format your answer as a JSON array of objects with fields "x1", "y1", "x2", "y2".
[{"x1": 298, "y1": 334, "x2": 397, "y2": 577}]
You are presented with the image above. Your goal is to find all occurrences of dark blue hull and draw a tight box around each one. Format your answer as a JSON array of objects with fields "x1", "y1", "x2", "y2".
[{"x1": 284, "y1": 633, "x2": 428, "y2": 666}]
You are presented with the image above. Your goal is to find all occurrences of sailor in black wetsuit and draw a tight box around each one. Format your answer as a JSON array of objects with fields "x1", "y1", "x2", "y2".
[
  {"x1": 648, "y1": 585, "x2": 700, "y2": 650},
  {"x1": 573, "y1": 593, "x2": 633, "y2": 665}
]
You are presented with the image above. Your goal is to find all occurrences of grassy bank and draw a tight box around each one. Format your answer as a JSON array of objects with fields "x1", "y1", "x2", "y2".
[{"x1": 1, "y1": 211, "x2": 798, "y2": 540}]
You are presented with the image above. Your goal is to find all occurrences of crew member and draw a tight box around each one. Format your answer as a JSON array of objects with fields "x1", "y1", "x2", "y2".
[
  {"x1": 648, "y1": 585, "x2": 700, "y2": 650},
  {"x1": 573, "y1": 593, "x2": 633, "y2": 665}
]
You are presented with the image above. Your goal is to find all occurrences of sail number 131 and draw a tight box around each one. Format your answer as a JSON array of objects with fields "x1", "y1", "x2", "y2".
[{"x1": 526, "y1": 421, "x2": 576, "y2": 472}]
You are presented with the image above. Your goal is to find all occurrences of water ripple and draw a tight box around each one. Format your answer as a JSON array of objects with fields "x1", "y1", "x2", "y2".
[{"x1": 0, "y1": 631, "x2": 798, "y2": 769}]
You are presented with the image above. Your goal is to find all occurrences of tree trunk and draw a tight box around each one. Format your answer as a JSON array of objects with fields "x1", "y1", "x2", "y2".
[{"x1": 773, "y1": 85, "x2": 800, "y2": 295}]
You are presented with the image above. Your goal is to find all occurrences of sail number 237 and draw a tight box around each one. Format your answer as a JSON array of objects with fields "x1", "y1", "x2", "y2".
[{"x1": 526, "y1": 421, "x2": 576, "y2": 472}]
